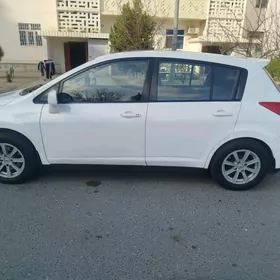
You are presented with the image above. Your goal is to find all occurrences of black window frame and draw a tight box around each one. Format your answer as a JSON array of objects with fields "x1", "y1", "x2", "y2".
[
  {"x1": 33, "y1": 57, "x2": 153, "y2": 104},
  {"x1": 33, "y1": 82, "x2": 60, "y2": 104},
  {"x1": 165, "y1": 29, "x2": 185, "y2": 49},
  {"x1": 149, "y1": 58, "x2": 248, "y2": 102}
]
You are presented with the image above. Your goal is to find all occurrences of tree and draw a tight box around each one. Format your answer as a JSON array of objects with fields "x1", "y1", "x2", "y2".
[
  {"x1": 0, "y1": 45, "x2": 4, "y2": 61},
  {"x1": 109, "y1": 0, "x2": 157, "y2": 52},
  {"x1": 206, "y1": 0, "x2": 280, "y2": 58}
]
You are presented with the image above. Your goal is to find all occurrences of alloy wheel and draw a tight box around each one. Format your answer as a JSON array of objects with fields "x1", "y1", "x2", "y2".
[
  {"x1": 222, "y1": 149, "x2": 261, "y2": 185},
  {"x1": 0, "y1": 143, "x2": 25, "y2": 179}
]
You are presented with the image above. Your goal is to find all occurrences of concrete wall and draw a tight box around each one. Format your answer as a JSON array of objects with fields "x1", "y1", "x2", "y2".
[
  {"x1": 88, "y1": 39, "x2": 109, "y2": 60},
  {"x1": 243, "y1": 0, "x2": 267, "y2": 35},
  {"x1": 0, "y1": 63, "x2": 61, "y2": 77},
  {"x1": 101, "y1": 0, "x2": 208, "y2": 20},
  {"x1": 0, "y1": 0, "x2": 57, "y2": 63},
  {"x1": 0, "y1": 0, "x2": 205, "y2": 69},
  {"x1": 47, "y1": 37, "x2": 88, "y2": 73},
  {"x1": 46, "y1": 37, "x2": 108, "y2": 73},
  {"x1": 185, "y1": 42, "x2": 203, "y2": 52}
]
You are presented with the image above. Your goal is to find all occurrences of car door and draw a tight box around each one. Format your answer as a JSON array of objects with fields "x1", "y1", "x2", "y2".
[
  {"x1": 39, "y1": 58, "x2": 151, "y2": 165},
  {"x1": 146, "y1": 58, "x2": 247, "y2": 168}
]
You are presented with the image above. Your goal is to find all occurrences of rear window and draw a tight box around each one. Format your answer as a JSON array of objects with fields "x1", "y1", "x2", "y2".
[{"x1": 264, "y1": 69, "x2": 280, "y2": 91}]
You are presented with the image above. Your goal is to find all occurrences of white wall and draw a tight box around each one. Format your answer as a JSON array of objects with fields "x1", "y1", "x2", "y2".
[
  {"x1": 101, "y1": 0, "x2": 208, "y2": 20},
  {"x1": 0, "y1": 0, "x2": 205, "y2": 65},
  {"x1": 88, "y1": 39, "x2": 109, "y2": 60},
  {"x1": 0, "y1": 0, "x2": 57, "y2": 63},
  {"x1": 243, "y1": 0, "x2": 267, "y2": 34},
  {"x1": 185, "y1": 42, "x2": 202, "y2": 52},
  {"x1": 264, "y1": 0, "x2": 280, "y2": 57},
  {"x1": 47, "y1": 38, "x2": 108, "y2": 73}
]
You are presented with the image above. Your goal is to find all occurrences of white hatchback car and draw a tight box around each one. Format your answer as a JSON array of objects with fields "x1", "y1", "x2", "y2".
[{"x1": 0, "y1": 51, "x2": 279, "y2": 190}]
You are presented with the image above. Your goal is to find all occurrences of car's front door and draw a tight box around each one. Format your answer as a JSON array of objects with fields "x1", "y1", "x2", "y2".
[
  {"x1": 40, "y1": 58, "x2": 151, "y2": 165},
  {"x1": 146, "y1": 58, "x2": 246, "y2": 168}
]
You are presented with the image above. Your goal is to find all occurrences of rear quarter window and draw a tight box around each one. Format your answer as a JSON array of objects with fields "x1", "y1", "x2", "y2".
[{"x1": 212, "y1": 66, "x2": 240, "y2": 101}]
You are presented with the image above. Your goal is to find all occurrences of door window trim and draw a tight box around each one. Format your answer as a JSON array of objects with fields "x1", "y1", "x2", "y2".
[
  {"x1": 33, "y1": 57, "x2": 153, "y2": 104},
  {"x1": 33, "y1": 82, "x2": 61, "y2": 104},
  {"x1": 149, "y1": 58, "x2": 248, "y2": 102}
]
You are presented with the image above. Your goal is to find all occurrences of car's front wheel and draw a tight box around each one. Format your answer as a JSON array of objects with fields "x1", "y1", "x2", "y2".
[
  {"x1": 210, "y1": 139, "x2": 272, "y2": 191},
  {"x1": 0, "y1": 132, "x2": 40, "y2": 184}
]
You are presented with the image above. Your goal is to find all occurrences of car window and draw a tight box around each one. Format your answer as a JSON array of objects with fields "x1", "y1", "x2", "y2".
[
  {"x1": 156, "y1": 60, "x2": 242, "y2": 102},
  {"x1": 60, "y1": 60, "x2": 149, "y2": 103},
  {"x1": 157, "y1": 61, "x2": 212, "y2": 101},
  {"x1": 212, "y1": 66, "x2": 240, "y2": 100}
]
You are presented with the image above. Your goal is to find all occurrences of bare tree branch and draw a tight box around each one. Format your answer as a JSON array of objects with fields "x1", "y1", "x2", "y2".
[{"x1": 206, "y1": 0, "x2": 280, "y2": 58}]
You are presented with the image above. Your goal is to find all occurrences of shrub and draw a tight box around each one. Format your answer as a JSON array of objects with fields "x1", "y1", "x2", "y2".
[{"x1": 266, "y1": 59, "x2": 280, "y2": 81}]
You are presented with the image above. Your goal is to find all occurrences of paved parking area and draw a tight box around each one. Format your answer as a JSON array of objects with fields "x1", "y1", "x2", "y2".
[{"x1": 0, "y1": 166, "x2": 280, "y2": 280}]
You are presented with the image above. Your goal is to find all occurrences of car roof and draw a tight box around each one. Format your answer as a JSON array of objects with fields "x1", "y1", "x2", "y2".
[{"x1": 95, "y1": 50, "x2": 270, "y2": 69}]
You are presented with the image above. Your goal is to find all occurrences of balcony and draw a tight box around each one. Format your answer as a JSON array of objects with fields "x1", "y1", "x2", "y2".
[{"x1": 101, "y1": 0, "x2": 208, "y2": 20}]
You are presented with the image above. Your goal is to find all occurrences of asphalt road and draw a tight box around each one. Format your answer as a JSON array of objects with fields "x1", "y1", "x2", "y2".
[{"x1": 1, "y1": 165, "x2": 280, "y2": 280}]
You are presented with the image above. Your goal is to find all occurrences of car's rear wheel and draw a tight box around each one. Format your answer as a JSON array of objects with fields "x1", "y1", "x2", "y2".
[
  {"x1": 0, "y1": 133, "x2": 40, "y2": 184},
  {"x1": 210, "y1": 139, "x2": 272, "y2": 191}
]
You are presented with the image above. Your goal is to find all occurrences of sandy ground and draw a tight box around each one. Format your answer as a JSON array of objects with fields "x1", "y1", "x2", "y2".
[{"x1": 0, "y1": 75, "x2": 43, "y2": 94}]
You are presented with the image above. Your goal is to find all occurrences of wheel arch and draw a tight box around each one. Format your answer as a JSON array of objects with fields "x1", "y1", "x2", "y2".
[
  {"x1": 206, "y1": 137, "x2": 275, "y2": 170},
  {"x1": 0, "y1": 128, "x2": 43, "y2": 164}
]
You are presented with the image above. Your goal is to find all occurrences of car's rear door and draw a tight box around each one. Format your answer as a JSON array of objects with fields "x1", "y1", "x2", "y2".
[{"x1": 146, "y1": 58, "x2": 247, "y2": 168}]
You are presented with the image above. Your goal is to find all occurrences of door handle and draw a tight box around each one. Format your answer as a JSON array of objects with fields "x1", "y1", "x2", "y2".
[
  {"x1": 212, "y1": 110, "x2": 233, "y2": 117},
  {"x1": 121, "y1": 111, "x2": 141, "y2": 118}
]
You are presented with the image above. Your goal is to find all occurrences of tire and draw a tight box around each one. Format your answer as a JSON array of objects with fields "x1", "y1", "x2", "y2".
[
  {"x1": 210, "y1": 139, "x2": 272, "y2": 191},
  {"x1": 0, "y1": 132, "x2": 40, "y2": 184}
]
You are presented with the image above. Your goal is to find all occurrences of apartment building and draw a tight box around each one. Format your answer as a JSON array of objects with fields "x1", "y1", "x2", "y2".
[{"x1": 0, "y1": 0, "x2": 269, "y2": 73}]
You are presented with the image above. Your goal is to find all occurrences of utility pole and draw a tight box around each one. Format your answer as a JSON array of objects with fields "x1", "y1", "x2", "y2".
[
  {"x1": 172, "y1": 0, "x2": 180, "y2": 51},
  {"x1": 169, "y1": 0, "x2": 180, "y2": 82}
]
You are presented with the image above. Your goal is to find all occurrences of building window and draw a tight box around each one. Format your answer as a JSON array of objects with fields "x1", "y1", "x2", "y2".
[
  {"x1": 28, "y1": 32, "x2": 35, "y2": 45},
  {"x1": 35, "y1": 32, "x2": 42, "y2": 46},
  {"x1": 165, "y1": 29, "x2": 184, "y2": 49},
  {"x1": 18, "y1": 23, "x2": 42, "y2": 46},
  {"x1": 256, "y1": 0, "x2": 268, "y2": 8},
  {"x1": 247, "y1": 31, "x2": 264, "y2": 39},
  {"x1": 19, "y1": 31, "x2": 27, "y2": 46}
]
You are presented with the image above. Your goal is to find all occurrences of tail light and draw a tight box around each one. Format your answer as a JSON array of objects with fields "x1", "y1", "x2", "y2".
[{"x1": 259, "y1": 102, "x2": 280, "y2": 116}]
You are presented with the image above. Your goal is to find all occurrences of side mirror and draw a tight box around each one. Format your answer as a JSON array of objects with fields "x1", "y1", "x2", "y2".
[{"x1": 48, "y1": 89, "x2": 59, "y2": 114}]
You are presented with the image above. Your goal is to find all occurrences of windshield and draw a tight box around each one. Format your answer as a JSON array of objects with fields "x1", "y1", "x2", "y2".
[{"x1": 264, "y1": 68, "x2": 280, "y2": 91}]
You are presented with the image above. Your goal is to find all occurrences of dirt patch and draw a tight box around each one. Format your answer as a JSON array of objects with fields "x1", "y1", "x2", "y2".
[{"x1": 85, "y1": 180, "x2": 101, "y2": 187}]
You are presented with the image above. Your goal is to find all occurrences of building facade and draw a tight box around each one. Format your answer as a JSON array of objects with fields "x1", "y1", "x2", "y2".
[{"x1": 0, "y1": 0, "x2": 269, "y2": 73}]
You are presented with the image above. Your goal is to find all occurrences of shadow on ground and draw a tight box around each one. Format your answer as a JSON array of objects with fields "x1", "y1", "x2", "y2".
[
  {"x1": 31, "y1": 164, "x2": 278, "y2": 192},
  {"x1": 41, "y1": 165, "x2": 211, "y2": 183}
]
